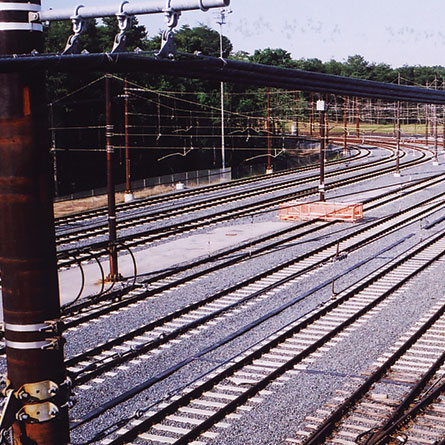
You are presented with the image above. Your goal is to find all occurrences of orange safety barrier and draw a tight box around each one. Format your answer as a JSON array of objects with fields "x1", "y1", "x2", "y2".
[{"x1": 279, "y1": 201, "x2": 363, "y2": 222}]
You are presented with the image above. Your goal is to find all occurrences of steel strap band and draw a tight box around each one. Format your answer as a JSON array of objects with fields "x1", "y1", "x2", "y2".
[
  {"x1": 5, "y1": 339, "x2": 55, "y2": 350},
  {"x1": 5, "y1": 322, "x2": 51, "y2": 332},
  {"x1": 0, "y1": 22, "x2": 42, "y2": 31},
  {"x1": 0, "y1": 3, "x2": 41, "y2": 12}
]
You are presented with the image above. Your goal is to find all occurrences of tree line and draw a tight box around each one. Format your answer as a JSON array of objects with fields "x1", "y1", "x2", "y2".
[{"x1": 45, "y1": 19, "x2": 445, "y2": 195}]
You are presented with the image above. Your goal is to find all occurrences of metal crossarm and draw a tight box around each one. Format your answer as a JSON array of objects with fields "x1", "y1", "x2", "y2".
[{"x1": 37, "y1": 0, "x2": 229, "y2": 22}]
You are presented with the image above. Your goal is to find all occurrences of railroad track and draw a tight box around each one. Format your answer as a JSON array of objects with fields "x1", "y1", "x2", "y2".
[
  {"x1": 58, "y1": 178, "x2": 445, "y2": 425},
  {"x1": 70, "y1": 224, "x2": 445, "y2": 444},
  {"x1": 291, "y1": 279, "x2": 445, "y2": 444},
  {"x1": 54, "y1": 147, "x2": 380, "y2": 250},
  {"x1": 62, "y1": 181, "x2": 445, "y2": 379},
  {"x1": 0, "y1": 166, "x2": 442, "y2": 360},
  {"x1": 54, "y1": 147, "x2": 367, "y2": 228},
  {"x1": 58, "y1": 169, "x2": 445, "y2": 336},
  {"x1": 56, "y1": 144, "x2": 429, "y2": 268}
]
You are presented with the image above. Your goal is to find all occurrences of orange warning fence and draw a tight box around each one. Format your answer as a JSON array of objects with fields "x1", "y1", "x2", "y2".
[{"x1": 279, "y1": 201, "x2": 363, "y2": 222}]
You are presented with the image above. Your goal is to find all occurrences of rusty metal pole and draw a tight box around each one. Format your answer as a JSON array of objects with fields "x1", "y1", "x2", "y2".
[
  {"x1": 425, "y1": 81, "x2": 429, "y2": 145},
  {"x1": 395, "y1": 100, "x2": 401, "y2": 176},
  {"x1": 433, "y1": 77, "x2": 439, "y2": 165},
  {"x1": 434, "y1": 104, "x2": 439, "y2": 165},
  {"x1": 105, "y1": 74, "x2": 119, "y2": 280},
  {"x1": 355, "y1": 97, "x2": 360, "y2": 138},
  {"x1": 0, "y1": 2, "x2": 69, "y2": 443},
  {"x1": 442, "y1": 82, "x2": 445, "y2": 154},
  {"x1": 317, "y1": 99, "x2": 327, "y2": 202},
  {"x1": 343, "y1": 97, "x2": 348, "y2": 156},
  {"x1": 266, "y1": 88, "x2": 272, "y2": 173},
  {"x1": 310, "y1": 93, "x2": 314, "y2": 136},
  {"x1": 325, "y1": 94, "x2": 329, "y2": 151},
  {"x1": 123, "y1": 79, "x2": 134, "y2": 202}
]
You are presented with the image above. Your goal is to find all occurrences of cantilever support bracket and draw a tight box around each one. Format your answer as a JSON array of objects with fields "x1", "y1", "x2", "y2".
[
  {"x1": 62, "y1": 5, "x2": 86, "y2": 55},
  {"x1": 157, "y1": 0, "x2": 181, "y2": 59},
  {"x1": 111, "y1": 1, "x2": 134, "y2": 53}
]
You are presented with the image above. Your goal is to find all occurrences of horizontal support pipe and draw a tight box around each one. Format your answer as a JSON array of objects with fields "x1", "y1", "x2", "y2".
[
  {"x1": 39, "y1": 0, "x2": 230, "y2": 21},
  {"x1": 1, "y1": 51, "x2": 445, "y2": 104}
]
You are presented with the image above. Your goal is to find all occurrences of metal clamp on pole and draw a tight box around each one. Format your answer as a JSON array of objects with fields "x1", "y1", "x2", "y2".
[
  {"x1": 4, "y1": 319, "x2": 65, "y2": 351},
  {"x1": 15, "y1": 380, "x2": 60, "y2": 403},
  {"x1": 111, "y1": 1, "x2": 134, "y2": 53},
  {"x1": 4, "y1": 319, "x2": 64, "y2": 335},
  {"x1": 0, "y1": 2, "x2": 43, "y2": 32},
  {"x1": 157, "y1": 0, "x2": 181, "y2": 58},
  {"x1": 16, "y1": 402, "x2": 59, "y2": 424},
  {"x1": 62, "y1": 5, "x2": 87, "y2": 55},
  {"x1": 0, "y1": 377, "x2": 72, "y2": 436}
]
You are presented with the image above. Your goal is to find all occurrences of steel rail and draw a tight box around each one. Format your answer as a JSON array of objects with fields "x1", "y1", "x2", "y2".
[
  {"x1": 64, "y1": 182, "x2": 445, "y2": 385},
  {"x1": 55, "y1": 143, "x2": 416, "y2": 260},
  {"x1": 60, "y1": 167, "x2": 444, "y2": 320},
  {"x1": 54, "y1": 147, "x2": 366, "y2": 228},
  {"x1": 361, "y1": 350, "x2": 445, "y2": 445},
  {"x1": 56, "y1": 167, "x2": 445, "y2": 330},
  {"x1": 1, "y1": 53, "x2": 445, "y2": 104},
  {"x1": 93, "y1": 230, "x2": 445, "y2": 444},
  {"x1": 54, "y1": 153, "x2": 377, "y2": 247},
  {"x1": 304, "y1": 293, "x2": 445, "y2": 444},
  {"x1": 70, "y1": 236, "x2": 407, "y2": 432}
]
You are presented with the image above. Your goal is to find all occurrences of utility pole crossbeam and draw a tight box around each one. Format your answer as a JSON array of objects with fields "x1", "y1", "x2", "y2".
[
  {"x1": 38, "y1": 0, "x2": 230, "y2": 22},
  {"x1": 39, "y1": 0, "x2": 230, "y2": 54},
  {"x1": 0, "y1": 1, "x2": 70, "y2": 443}
]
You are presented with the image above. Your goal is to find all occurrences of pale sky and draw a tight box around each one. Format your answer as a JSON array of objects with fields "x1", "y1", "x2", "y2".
[{"x1": 41, "y1": 0, "x2": 445, "y2": 67}]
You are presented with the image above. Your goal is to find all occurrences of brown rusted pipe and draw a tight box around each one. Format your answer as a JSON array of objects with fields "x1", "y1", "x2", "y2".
[{"x1": 0, "y1": 4, "x2": 69, "y2": 443}]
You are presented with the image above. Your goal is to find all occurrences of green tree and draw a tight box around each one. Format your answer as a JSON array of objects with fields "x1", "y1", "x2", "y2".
[
  {"x1": 146, "y1": 25, "x2": 232, "y2": 57},
  {"x1": 250, "y1": 48, "x2": 295, "y2": 68}
]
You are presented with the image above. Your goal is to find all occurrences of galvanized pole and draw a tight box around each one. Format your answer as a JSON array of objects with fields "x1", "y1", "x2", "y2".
[
  {"x1": 0, "y1": 1, "x2": 69, "y2": 443},
  {"x1": 105, "y1": 74, "x2": 119, "y2": 280},
  {"x1": 216, "y1": 8, "x2": 230, "y2": 170}
]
